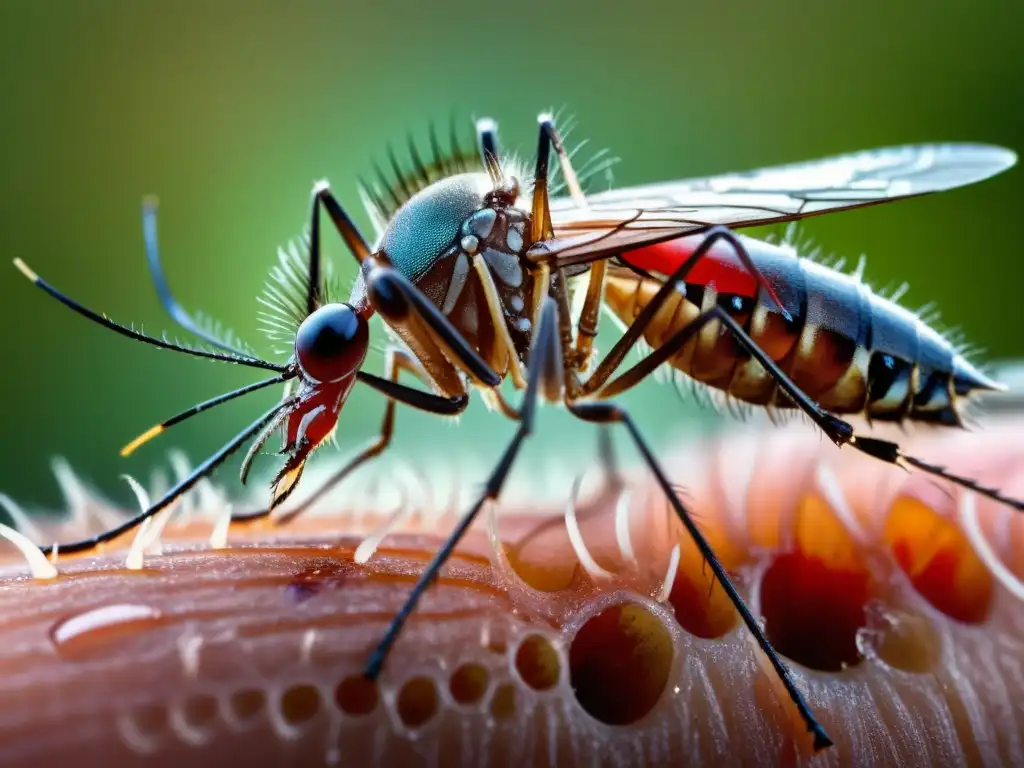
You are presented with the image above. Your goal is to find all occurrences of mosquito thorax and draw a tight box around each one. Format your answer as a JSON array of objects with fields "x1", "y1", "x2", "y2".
[
  {"x1": 373, "y1": 171, "x2": 534, "y2": 338},
  {"x1": 294, "y1": 303, "x2": 369, "y2": 383}
]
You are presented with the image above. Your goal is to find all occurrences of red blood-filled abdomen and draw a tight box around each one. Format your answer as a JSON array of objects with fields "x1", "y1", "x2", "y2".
[{"x1": 621, "y1": 234, "x2": 759, "y2": 297}]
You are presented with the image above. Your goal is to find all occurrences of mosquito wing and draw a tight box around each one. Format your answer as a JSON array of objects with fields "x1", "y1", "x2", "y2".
[{"x1": 540, "y1": 143, "x2": 1016, "y2": 267}]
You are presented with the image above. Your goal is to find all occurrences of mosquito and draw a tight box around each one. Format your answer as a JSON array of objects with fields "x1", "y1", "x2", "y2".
[{"x1": 13, "y1": 112, "x2": 1019, "y2": 750}]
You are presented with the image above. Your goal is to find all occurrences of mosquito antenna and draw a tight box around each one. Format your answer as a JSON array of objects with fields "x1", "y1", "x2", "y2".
[
  {"x1": 13, "y1": 259, "x2": 288, "y2": 373},
  {"x1": 120, "y1": 372, "x2": 295, "y2": 457},
  {"x1": 142, "y1": 198, "x2": 258, "y2": 359},
  {"x1": 39, "y1": 398, "x2": 296, "y2": 556}
]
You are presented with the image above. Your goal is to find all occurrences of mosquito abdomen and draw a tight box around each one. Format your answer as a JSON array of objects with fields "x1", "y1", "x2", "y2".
[{"x1": 604, "y1": 235, "x2": 1001, "y2": 425}]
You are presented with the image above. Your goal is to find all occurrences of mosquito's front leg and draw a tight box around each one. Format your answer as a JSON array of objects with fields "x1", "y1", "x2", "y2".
[{"x1": 364, "y1": 297, "x2": 565, "y2": 679}]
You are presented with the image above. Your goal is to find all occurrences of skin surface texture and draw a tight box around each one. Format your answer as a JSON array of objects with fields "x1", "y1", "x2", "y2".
[{"x1": 0, "y1": 417, "x2": 1022, "y2": 767}]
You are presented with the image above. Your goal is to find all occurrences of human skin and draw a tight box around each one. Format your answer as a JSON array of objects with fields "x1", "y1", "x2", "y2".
[{"x1": 0, "y1": 417, "x2": 1021, "y2": 767}]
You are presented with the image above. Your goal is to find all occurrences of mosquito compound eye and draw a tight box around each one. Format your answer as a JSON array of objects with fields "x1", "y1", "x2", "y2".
[{"x1": 295, "y1": 304, "x2": 369, "y2": 383}]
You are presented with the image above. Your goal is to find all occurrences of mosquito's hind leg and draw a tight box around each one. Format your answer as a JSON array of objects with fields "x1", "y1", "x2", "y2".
[
  {"x1": 595, "y1": 424, "x2": 623, "y2": 491},
  {"x1": 596, "y1": 304, "x2": 1024, "y2": 513},
  {"x1": 566, "y1": 397, "x2": 833, "y2": 750},
  {"x1": 575, "y1": 225, "x2": 787, "y2": 397},
  {"x1": 363, "y1": 297, "x2": 565, "y2": 680}
]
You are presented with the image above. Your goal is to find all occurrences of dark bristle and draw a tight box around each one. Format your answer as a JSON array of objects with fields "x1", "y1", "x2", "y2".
[
  {"x1": 407, "y1": 134, "x2": 431, "y2": 186},
  {"x1": 373, "y1": 161, "x2": 403, "y2": 211},
  {"x1": 357, "y1": 176, "x2": 389, "y2": 222},
  {"x1": 449, "y1": 114, "x2": 463, "y2": 172},
  {"x1": 363, "y1": 116, "x2": 485, "y2": 220},
  {"x1": 387, "y1": 143, "x2": 413, "y2": 201},
  {"x1": 429, "y1": 121, "x2": 448, "y2": 176}
]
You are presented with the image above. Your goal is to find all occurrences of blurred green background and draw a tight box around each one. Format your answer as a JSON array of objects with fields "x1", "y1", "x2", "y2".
[{"x1": 1, "y1": 1, "x2": 1022, "y2": 513}]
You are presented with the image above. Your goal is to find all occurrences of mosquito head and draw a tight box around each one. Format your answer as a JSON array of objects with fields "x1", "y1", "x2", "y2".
[
  {"x1": 294, "y1": 303, "x2": 369, "y2": 384},
  {"x1": 259, "y1": 302, "x2": 370, "y2": 509}
]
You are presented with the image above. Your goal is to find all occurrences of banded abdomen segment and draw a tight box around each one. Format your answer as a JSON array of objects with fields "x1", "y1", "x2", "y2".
[{"x1": 604, "y1": 234, "x2": 1002, "y2": 423}]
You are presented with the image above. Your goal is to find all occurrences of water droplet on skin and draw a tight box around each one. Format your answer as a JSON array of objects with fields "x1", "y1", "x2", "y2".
[
  {"x1": 50, "y1": 603, "x2": 162, "y2": 660},
  {"x1": 280, "y1": 683, "x2": 321, "y2": 725},
  {"x1": 396, "y1": 676, "x2": 439, "y2": 728},
  {"x1": 335, "y1": 675, "x2": 378, "y2": 716}
]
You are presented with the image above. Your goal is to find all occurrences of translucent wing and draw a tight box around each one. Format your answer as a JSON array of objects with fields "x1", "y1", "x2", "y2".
[{"x1": 541, "y1": 143, "x2": 1016, "y2": 267}]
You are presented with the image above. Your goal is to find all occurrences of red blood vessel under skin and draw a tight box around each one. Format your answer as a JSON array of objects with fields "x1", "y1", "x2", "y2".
[
  {"x1": 606, "y1": 233, "x2": 1002, "y2": 428},
  {"x1": 0, "y1": 413, "x2": 1021, "y2": 768}
]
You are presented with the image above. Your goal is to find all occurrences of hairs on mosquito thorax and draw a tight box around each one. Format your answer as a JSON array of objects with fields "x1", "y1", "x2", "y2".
[
  {"x1": 256, "y1": 233, "x2": 338, "y2": 355},
  {"x1": 357, "y1": 113, "x2": 620, "y2": 228},
  {"x1": 358, "y1": 119, "x2": 482, "y2": 226}
]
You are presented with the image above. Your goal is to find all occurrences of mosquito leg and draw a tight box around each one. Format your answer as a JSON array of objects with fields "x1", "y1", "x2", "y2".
[
  {"x1": 530, "y1": 116, "x2": 577, "y2": 389},
  {"x1": 525, "y1": 115, "x2": 555, "y2": 334},
  {"x1": 572, "y1": 256, "x2": 606, "y2": 371},
  {"x1": 598, "y1": 304, "x2": 1024, "y2": 512},
  {"x1": 530, "y1": 116, "x2": 556, "y2": 245},
  {"x1": 595, "y1": 424, "x2": 622, "y2": 490},
  {"x1": 139, "y1": 186, "x2": 369, "y2": 353},
  {"x1": 542, "y1": 117, "x2": 608, "y2": 373},
  {"x1": 567, "y1": 397, "x2": 833, "y2": 750},
  {"x1": 364, "y1": 297, "x2": 564, "y2": 680},
  {"x1": 470, "y1": 253, "x2": 528, "y2": 388},
  {"x1": 309, "y1": 182, "x2": 373, "y2": 272},
  {"x1": 577, "y1": 226, "x2": 788, "y2": 397},
  {"x1": 476, "y1": 117, "x2": 502, "y2": 184},
  {"x1": 37, "y1": 398, "x2": 296, "y2": 556},
  {"x1": 233, "y1": 349, "x2": 470, "y2": 526},
  {"x1": 362, "y1": 258, "x2": 501, "y2": 390}
]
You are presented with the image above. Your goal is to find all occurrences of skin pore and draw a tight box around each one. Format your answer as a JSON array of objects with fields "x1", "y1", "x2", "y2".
[{"x1": 0, "y1": 415, "x2": 1022, "y2": 767}]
